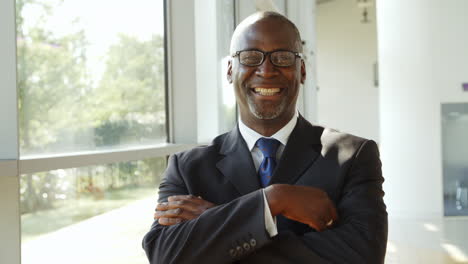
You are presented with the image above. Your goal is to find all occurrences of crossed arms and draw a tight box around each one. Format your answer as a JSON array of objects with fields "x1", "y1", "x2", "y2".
[{"x1": 142, "y1": 140, "x2": 388, "y2": 263}]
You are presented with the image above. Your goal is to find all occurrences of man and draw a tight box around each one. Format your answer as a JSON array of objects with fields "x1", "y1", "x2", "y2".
[{"x1": 143, "y1": 12, "x2": 387, "y2": 264}]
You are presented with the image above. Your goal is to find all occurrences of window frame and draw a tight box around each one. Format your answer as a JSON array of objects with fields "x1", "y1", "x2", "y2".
[{"x1": 0, "y1": 0, "x2": 21, "y2": 262}]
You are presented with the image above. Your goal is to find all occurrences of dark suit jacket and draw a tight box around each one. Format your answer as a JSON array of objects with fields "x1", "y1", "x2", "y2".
[{"x1": 143, "y1": 116, "x2": 388, "y2": 264}]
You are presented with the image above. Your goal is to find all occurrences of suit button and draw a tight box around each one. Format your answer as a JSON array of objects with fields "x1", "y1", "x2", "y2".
[
  {"x1": 250, "y1": 238, "x2": 257, "y2": 247},
  {"x1": 229, "y1": 248, "x2": 236, "y2": 257},
  {"x1": 243, "y1": 242, "x2": 251, "y2": 251},
  {"x1": 236, "y1": 246, "x2": 243, "y2": 255}
]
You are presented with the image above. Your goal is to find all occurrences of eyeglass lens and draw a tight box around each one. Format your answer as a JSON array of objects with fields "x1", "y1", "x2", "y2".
[{"x1": 239, "y1": 51, "x2": 296, "y2": 67}]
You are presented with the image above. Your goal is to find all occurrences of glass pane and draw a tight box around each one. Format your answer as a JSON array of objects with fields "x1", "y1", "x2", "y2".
[
  {"x1": 16, "y1": 0, "x2": 166, "y2": 156},
  {"x1": 442, "y1": 103, "x2": 468, "y2": 216},
  {"x1": 20, "y1": 157, "x2": 165, "y2": 264}
]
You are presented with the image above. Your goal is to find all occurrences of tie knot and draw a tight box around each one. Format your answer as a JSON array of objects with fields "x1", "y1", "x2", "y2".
[{"x1": 256, "y1": 138, "x2": 280, "y2": 158}]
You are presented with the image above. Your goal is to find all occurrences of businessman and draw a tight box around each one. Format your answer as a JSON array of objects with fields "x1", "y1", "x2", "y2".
[{"x1": 143, "y1": 11, "x2": 388, "y2": 264}]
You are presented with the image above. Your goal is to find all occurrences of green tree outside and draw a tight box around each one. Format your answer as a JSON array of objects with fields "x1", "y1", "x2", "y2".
[{"x1": 16, "y1": 0, "x2": 167, "y2": 216}]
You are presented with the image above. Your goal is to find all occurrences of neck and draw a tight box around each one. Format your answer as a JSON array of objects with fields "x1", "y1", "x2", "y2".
[{"x1": 240, "y1": 111, "x2": 295, "y2": 137}]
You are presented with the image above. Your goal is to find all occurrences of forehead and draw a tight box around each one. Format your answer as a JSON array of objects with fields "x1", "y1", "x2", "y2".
[{"x1": 233, "y1": 19, "x2": 299, "y2": 52}]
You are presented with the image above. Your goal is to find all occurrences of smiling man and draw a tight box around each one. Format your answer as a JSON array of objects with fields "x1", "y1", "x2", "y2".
[{"x1": 143, "y1": 12, "x2": 388, "y2": 264}]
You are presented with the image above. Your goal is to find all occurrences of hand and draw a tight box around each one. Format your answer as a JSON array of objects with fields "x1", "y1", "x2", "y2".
[
  {"x1": 265, "y1": 184, "x2": 338, "y2": 231},
  {"x1": 154, "y1": 195, "x2": 216, "y2": 226}
]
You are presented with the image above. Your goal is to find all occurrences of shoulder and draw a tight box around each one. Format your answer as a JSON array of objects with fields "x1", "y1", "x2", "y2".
[
  {"x1": 316, "y1": 126, "x2": 378, "y2": 160},
  {"x1": 321, "y1": 127, "x2": 368, "y2": 149},
  {"x1": 296, "y1": 116, "x2": 372, "y2": 151}
]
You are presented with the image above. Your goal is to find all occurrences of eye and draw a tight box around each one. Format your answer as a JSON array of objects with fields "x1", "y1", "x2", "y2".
[
  {"x1": 272, "y1": 52, "x2": 294, "y2": 66},
  {"x1": 239, "y1": 51, "x2": 263, "y2": 65},
  {"x1": 243, "y1": 56, "x2": 260, "y2": 64},
  {"x1": 276, "y1": 55, "x2": 290, "y2": 62}
]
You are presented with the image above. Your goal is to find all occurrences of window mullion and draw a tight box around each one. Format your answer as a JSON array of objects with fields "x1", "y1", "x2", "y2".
[
  {"x1": 18, "y1": 143, "x2": 198, "y2": 174},
  {"x1": 0, "y1": 0, "x2": 21, "y2": 262}
]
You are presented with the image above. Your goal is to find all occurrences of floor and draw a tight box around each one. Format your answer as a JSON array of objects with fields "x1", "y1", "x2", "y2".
[
  {"x1": 386, "y1": 217, "x2": 468, "y2": 263},
  {"x1": 21, "y1": 197, "x2": 155, "y2": 264},
  {"x1": 21, "y1": 197, "x2": 468, "y2": 263}
]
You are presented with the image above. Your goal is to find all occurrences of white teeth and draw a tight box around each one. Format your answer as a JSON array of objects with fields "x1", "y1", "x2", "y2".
[{"x1": 254, "y1": 87, "x2": 281, "y2": 96}]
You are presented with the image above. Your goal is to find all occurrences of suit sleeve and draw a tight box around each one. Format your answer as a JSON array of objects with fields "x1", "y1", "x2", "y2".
[
  {"x1": 142, "y1": 154, "x2": 274, "y2": 264},
  {"x1": 245, "y1": 140, "x2": 388, "y2": 264}
]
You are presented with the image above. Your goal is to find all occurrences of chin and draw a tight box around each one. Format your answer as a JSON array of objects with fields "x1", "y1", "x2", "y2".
[{"x1": 248, "y1": 102, "x2": 286, "y2": 120}]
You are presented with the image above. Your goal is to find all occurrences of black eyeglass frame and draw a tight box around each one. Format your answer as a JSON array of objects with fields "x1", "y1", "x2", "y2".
[{"x1": 231, "y1": 50, "x2": 303, "y2": 67}]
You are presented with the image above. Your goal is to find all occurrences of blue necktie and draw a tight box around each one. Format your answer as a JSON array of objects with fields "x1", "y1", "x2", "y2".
[{"x1": 256, "y1": 138, "x2": 280, "y2": 187}]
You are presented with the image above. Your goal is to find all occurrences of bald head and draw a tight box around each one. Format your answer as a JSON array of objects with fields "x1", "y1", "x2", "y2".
[{"x1": 230, "y1": 12, "x2": 303, "y2": 54}]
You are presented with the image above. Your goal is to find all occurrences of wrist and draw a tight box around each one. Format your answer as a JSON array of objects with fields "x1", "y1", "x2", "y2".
[{"x1": 265, "y1": 184, "x2": 288, "y2": 216}]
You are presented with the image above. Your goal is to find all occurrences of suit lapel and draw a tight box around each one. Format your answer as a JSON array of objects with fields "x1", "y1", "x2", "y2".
[
  {"x1": 270, "y1": 116, "x2": 323, "y2": 185},
  {"x1": 216, "y1": 126, "x2": 261, "y2": 195}
]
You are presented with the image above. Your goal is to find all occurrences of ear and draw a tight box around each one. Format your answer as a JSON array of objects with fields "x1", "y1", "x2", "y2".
[
  {"x1": 300, "y1": 59, "x2": 306, "y2": 84},
  {"x1": 227, "y1": 59, "x2": 233, "y2": 84}
]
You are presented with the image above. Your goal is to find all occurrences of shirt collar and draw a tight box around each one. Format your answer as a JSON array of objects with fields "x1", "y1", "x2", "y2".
[{"x1": 238, "y1": 111, "x2": 299, "y2": 151}]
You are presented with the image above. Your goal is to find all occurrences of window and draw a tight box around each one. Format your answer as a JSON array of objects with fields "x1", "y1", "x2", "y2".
[
  {"x1": 442, "y1": 103, "x2": 468, "y2": 216},
  {"x1": 15, "y1": 0, "x2": 168, "y2": 263},
  {"x1": 17, "y1": 0, "x2": 167, "y2": 156},
  {"x1": 21, "y1": 158, "x2": 166, "y2": 264}
]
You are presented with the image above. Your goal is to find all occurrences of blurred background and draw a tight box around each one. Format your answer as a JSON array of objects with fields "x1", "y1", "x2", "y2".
[{"x1": 1, "y1": 0, "x2": 467, "y2": 263}]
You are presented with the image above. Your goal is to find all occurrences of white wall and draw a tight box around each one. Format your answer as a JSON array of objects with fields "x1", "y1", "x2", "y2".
[
  {"x1": 287, "y1": 0, "x2": 318, "y2": 124},
  {"x1": 377, "y1": 0, "x2": 468, "y2": 218},
  {"x1": 436, "y1": 1, "x2": 468, "y2": 104},
  {"x1": 316, "y1": 0, "x2": 379, "y2": 141}
]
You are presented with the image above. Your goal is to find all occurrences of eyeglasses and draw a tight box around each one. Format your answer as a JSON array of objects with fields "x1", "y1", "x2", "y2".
[{"x1": 232, "y1": 50, "x2": 303, "y2": 67}]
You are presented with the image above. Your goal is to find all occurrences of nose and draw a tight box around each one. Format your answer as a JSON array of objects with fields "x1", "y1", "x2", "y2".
[{"x1": 255, "y1": 55, "x2": 279, "y2": 78}]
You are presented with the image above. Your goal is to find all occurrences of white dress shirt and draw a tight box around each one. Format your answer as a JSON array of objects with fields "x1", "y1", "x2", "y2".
[{"x1": 238, "y1": 111, "x2": 299, "y2": 237}]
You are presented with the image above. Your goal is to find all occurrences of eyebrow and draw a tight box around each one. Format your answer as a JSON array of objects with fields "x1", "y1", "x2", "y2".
[{"x1": 237, "y1": 48, "x2": 298, "y2": 53}]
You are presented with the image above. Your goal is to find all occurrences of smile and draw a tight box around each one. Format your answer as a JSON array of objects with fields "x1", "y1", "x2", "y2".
[{"x1": 252, "y1": 87, "x2": 282, "y2": 96}]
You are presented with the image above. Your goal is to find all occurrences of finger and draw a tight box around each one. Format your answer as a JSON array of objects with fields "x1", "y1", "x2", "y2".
[
  {"x1": 321, "y1": 204, "x2": 337, "y2": 229},
  {"x1": 169, "y1": 199, "x2": 215, "y2": 215},
  {"x1": 168, "y1": 195, "x2": 216, "y2": 209},
  {"x1": 327, "y1": 208, "x2": 338, "y2": 227},
  {"x1": 168, "y1": 194, "x2": 200, "y2": 202},
  {"x1": 169, "y1": 199, "x2": 203, "y2": 212},
  {"x1": 158, "y1": 200, "x2": 205, "y2": 211},
  {"x1": 158, "y1": 217, "x2": 183, "y2": 226},
  {"x1": 168, "y1": 195, "x2": 215, "y2": 206},
  {"x1": 325, "y1": 200, "x2": 338, "y2": 226},
  {"x1": 156, "y1": 202, "x2": 169, "y2": 211},
  {"x1": 157, "y1": 200, "x2": 196, "y2": 211},
  {"x1": 282, "y1": 212, "x2": 324, "y2": 231},
  {"x1": 330, "y1": 204, "x2": 339, "y2": 221},
  {"x1": 155, "y1": 208, "x2": 198, "y2": 220},
  {"x1": 308, "y1": 216, "x2": 326, "y2": 232},
  {"x1": 168, "y1": 195, "x2": 208, "y2": 206}
]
